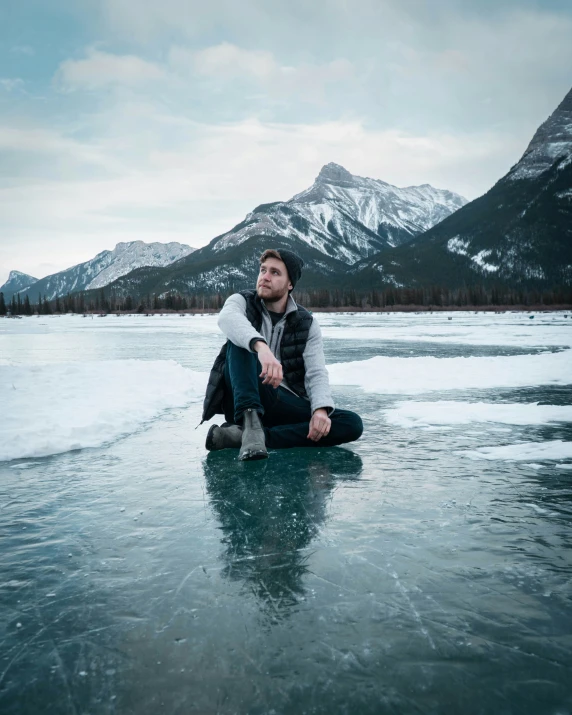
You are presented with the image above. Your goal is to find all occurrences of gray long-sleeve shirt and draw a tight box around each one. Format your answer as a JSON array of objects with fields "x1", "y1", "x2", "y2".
[{"x1": 217, "y1": 293, "x2": 334, "y2": 414}]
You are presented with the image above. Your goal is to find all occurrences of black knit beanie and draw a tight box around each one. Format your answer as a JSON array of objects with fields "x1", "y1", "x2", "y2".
[{"x1": 274, "y1": 249, "x2": 304, "y2": 288}]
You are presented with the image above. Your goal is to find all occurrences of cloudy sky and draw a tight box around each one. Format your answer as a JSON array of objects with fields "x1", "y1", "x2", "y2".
[{"x1": 1, "y1": 0, "x2": 571, "y2": 285}]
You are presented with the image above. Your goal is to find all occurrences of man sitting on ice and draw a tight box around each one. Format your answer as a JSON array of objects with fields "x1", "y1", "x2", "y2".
[{"x1": 202, "y1": 248, "x2": 363, "y2": 461}]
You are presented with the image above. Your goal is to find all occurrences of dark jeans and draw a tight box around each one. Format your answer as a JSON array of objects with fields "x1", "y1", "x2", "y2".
[{"x1": 223, "y1": 341, "x2": 363, "y2": 450}]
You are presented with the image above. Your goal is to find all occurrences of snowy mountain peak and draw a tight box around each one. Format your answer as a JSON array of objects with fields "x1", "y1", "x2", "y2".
[
  {"x1": 86, "y1": 241, "x2": 195, "y2": 290},
  {"x1": 509, "y1": 86, "x2": 572, "y2": 181},
  {"x1": 316, "y1": 163, "x2": 354, "y2": 185},
  {"x1": 211, "y1": 163, "x2": 466, "y2": 265},
  {"x1": 8, "y1": 270, "x2": 37, "y2": 282},
  {"x1": 112, "y1": 241, "x2": 141, "y2": 254},
  {"x1": 0, "y1": 270, "x2": 38, "y2": 297}
]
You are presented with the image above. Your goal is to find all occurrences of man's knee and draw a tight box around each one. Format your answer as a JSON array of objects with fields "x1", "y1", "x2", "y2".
[
  {"x1": 346, "y1": 412, "x2": 363, "y2": 442},
  {"x1": 333, "y1": 410, "x2": 363, "y2": 443},
  {"x1": 227, "y1": 340, "x2": 255, "y2": 360}
]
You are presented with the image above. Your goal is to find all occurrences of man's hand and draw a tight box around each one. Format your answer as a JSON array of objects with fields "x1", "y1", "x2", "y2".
[
  {"x1": 307, "y1": 408, "x2": 331, "y2": 442},
  {"x1": 254, "y1": 341, "x2": 283, "y2": 389}
]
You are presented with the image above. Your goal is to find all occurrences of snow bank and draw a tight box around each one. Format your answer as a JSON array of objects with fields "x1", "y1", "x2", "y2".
[
  {"x1": 383, "y1": 401, "x2": 572, "y2": 428},
  {"x1": 327, "y1": 350, "x2": 572, "y2": 394},
  {"x1": 0, "y1": 360, "x2": 207, "y2": 462},
  {"x1": 459, "y1": 441, "x2": 572, "y2": 462}
]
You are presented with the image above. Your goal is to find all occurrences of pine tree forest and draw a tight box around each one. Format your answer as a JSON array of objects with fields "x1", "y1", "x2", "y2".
[{"x1": 1, "y1": 284, "x2": 571, "y2": 317}]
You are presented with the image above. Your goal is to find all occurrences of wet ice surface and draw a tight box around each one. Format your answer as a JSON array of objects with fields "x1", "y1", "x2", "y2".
[{"x1": 1, "y1": 312, "x2": 571, "y2": 714}]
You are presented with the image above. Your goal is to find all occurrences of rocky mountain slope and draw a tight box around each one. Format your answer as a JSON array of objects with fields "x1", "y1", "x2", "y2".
[
  {"x1": 7, "y1": 241, "x2": 195, "y2": 301},
  {"x1": 352, "y1": 86, "x2": 572, "y2": 290},
  {"x1": 0, "y1": 271, "x2": 38, "y2": 300}
]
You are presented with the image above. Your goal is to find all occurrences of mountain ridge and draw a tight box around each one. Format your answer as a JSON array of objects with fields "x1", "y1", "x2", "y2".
[{"x1": 1, "y1": 241, "x2": 195, "y2": 302}]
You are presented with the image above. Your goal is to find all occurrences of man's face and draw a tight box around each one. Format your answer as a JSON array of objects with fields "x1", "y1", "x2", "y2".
[{"x1": 256, "y1": 257, "x2": 292, "y2": 301}]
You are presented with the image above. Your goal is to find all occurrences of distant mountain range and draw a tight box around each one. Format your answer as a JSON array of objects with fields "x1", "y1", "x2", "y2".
[
  {"x1": 79, "y1": 165, "x2": 467, "y2": 299},
  {"x1": 0, "y1": 241, "x2": 195, "y2": 302},
  {"x1": 98, "y1": 87, "x2": 570, "y2": 299},
  {"x1": 2, "y1": 85, "x2": 570, "y2": 303}
]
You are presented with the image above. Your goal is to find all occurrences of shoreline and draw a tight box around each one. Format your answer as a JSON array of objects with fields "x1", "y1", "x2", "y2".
[{"x1": 3, "y1": 303, "x2": 571, "y2": 317}]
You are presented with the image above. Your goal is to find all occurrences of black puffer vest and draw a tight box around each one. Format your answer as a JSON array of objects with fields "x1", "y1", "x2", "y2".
[{"x1": 201, "y1": 290, "x2": 313, "y2": 422}]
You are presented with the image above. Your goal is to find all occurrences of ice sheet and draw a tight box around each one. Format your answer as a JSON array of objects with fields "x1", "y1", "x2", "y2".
[
  {"x1": 327, "y1": 350, "x2": 572, "y2": 394},
  {"x1": 318, "y1": 311, "x2": 572, "y2": 348},
  {"x1": 2, "y1": 313, "x2": 571, "y2": 350},
  {"x1": 383, "y1": 401, "x2": 572, "y2": 427},
  {"x1": 0, "y1": 360, "x2": 207, "y2": 461},
  {"x1": 1, "y1": 312, "x2": 572, "y2": 715},
  {"x1": 459, "y1": 440, "x2": 572, "y2": 461},
  {"x1": 0, "y1": 313, "x2": 221, "y2": 337}
]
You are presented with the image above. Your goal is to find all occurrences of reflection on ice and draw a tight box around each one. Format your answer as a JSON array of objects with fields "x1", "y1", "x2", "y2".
[{"x1": 204, "y1": 449, "x2": 363, "y2": 619}]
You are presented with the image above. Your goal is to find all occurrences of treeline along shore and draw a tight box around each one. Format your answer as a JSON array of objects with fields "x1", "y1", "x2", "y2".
[{"x1": 1, "y1": 284, "x2": 571, "y2": 316}]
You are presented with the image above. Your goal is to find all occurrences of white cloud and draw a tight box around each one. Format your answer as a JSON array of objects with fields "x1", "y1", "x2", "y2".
[
  {"x1": 55, "y1": 49, "x2": 167, "y2": 90},
  {"x1": 10, "y1": 45, "x2": 35, "y2": 56},
  {"x1": 100, "y1": 0, "x2": 282, "y2": 42},
  {"x1": 0, "y1": 78, "x2": 24, "y2": 92},
  {"x1": 0, "y1": 124, "x2": 122, "y2": 173},
  {"x1": 99, "y1": 0, "x2": 572, "y2": 132},
  {"x1": 170, "y1": 42, "x2": 353, "y2": 103},
  {"x1": 183, "y1": 43, "x2": 276, "y2": 80},
  {"x1": 3, "y1": 116, "x2": 509, "y2": 211}
]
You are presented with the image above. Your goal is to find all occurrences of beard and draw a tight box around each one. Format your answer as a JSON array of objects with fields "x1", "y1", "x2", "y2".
[{"x1": 256, "y1": 283, "x2": 288, "y2": 302}]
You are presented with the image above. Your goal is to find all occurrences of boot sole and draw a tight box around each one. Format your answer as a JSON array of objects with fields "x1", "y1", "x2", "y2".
[{"x1": 238, "y1": 449, "x2": 268, "y2": 461}]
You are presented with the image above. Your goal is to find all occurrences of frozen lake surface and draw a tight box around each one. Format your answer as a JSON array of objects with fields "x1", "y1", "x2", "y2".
[{"x1": 1, "y1": 311, "x2": 571, "y2": 714}]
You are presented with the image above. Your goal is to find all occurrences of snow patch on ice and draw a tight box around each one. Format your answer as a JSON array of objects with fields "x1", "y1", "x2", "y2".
[
  {"x1": 383, "y1": 401, "x2": 572, "y2": 427},
  {"x1": 0, "y1": 360, "x2": 207, "y2": 462},
  {"x1": 459, "y1": 440, "x2": 572, "y2": 462},
  {"x1": 327, "y1": 350, "x2": 572, "y2": 394}
]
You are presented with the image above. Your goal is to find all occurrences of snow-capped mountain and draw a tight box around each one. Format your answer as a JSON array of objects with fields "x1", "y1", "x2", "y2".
[
  {"x1": 12, "y1": 241, "x2": 195, "y2": 301},
  {"x1": 103, "y1": 235, "x2": 348, "y2": 299},
  {"x1": 0, "y1": 270, "x2": 38, "y2": 300},
  {"x1": 98, "y1": 165, "x2": 465, "y2": 298},
  {"x1": 211, "y1": 163, "x2": 467, "y2": 264},
  {"x1": 85, "y1": 242, "x2": 195, "y2": 290},
  {"x1": 353, "y1": 86, "x2": 572, "y2": 290}
]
